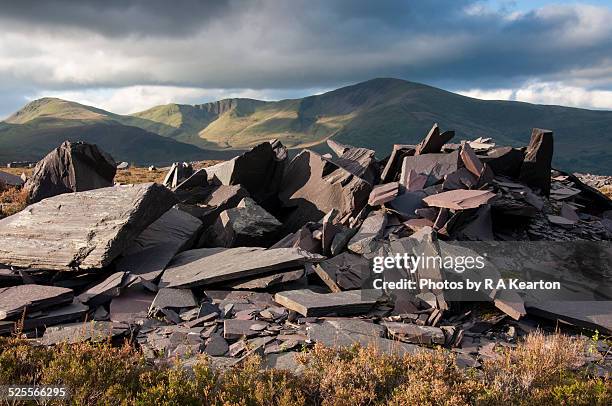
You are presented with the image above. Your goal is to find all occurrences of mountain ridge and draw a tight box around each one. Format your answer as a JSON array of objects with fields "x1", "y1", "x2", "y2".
[{"x1": 3, "y1": 78, "x2": 612, "y2": 173}]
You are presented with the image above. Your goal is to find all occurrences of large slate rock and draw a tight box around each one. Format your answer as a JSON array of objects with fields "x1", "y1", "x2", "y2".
[
  {"x1": 0, "y1": 170, "x2": 24, "y2": 187},
  {"x1": 0, "y1": 183, "x2": 177, "y2": 270},
  {"x1": 204, "y1": 197, "x2": 282, "y2": 248},
  {"x1": 414, "y1": 124, "x2": 454, "y2": 155},
  {"x1": 160, "y1": 247, "x2": 322, "y2": 288},
  {"x1": 24, "y1": 141, "x2": 116, "y2": 203},
  {"x1": 205, "y1": 141, "x2": 287, "y2": 210},
  {"x1": 279, "y1": 150, "x2": 372, "y2": 233},
  {"x1": 0, "y1": 284, "x2": 73, "y2": 320},
  {"x1": 116, "y1": 207, "x2": 202, "y2": 281},
  {"x1": 519, "y1": 128, "x2": 554, "y2": 196},
  {"x1": 400, "y1": 150, "x2": 461, "y2": 184}
]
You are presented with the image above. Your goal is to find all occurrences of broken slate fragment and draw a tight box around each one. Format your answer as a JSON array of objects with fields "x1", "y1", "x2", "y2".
[
  {"x1": 160, "y1": 247, "x2": 322, "y2": 288},
  {"x1": 329, "y1": 143, "x2": 379, "y2": 185},
  {"x1": 368, "y1": 182, "x2": 399, "y2": 206},
  {"x1": 313, "y1": 252, "x2": 369, "y2": 292},
  {"x1": 273, "y1": 289, "x2": 379, "y2": 317},
  {"x1": 0, "y1": 284, "x2": 73, "y2": 320},
  {"x1": 150, "y1": 288, "x2": 198, "y2": 313},
  {"x1": 77, "y1": 272, "x2": 127, "y2": 307},
  {"x1": 383, "y1": 322, "x2": 446, "y2": 345},
  {"x1": 399, "y1": 169, "x2": 427, "y2": 192},
  {"x1": 205, "y1": 197, "x2": 281, "y2": 247},
  {"x1": 204, "y1": 335, "x2": 229, "y2": 356},
  {"x1": 0, "y1": 183, "x2": 177, "y2": 270},
  {"x1": 347, "y1": 211, "x2": 387, "y2": 254},
  {"x1": 422, "y1": 189, "x2": 496, "y2": 210}
]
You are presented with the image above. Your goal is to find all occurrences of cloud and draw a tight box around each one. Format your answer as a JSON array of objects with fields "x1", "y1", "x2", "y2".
[
  {"x1": 0, "y1": 0, "x2": 611, "y2": 115},
  {"x1": 458, "y1": 81, "x2": 612, "y2": 110}
]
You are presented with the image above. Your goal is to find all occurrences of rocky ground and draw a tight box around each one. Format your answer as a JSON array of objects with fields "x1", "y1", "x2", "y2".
[{"x1": 0, "y1": 125, "x2": 611, "y2": 402}]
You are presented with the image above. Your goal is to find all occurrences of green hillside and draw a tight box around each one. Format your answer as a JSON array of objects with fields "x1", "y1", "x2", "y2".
[
  {"x1": 128, "y1": 78, "x2": 612, "y2": 173},
  {"x1": 3, "y1": 79, "x2": 612, "y2": 172}
]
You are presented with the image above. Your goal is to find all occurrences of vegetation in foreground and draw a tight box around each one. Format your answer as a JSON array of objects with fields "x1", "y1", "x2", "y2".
[{"x1": 0, "y1": 332, "x2": 609, "y2": 405}]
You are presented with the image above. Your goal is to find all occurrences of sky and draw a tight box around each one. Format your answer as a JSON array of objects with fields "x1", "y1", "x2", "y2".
[{"x1": 1, "y1": 0, "x2": 612, "y2": 118}]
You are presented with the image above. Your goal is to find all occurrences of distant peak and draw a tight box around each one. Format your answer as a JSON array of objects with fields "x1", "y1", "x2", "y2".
[{"x1": 5, "y1": 97, "x2": 110, "y2": 124}]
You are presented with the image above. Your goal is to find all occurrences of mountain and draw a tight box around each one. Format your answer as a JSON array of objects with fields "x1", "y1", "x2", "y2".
[
  {"x1": 3, "y1": 79, "x2": 612, "y2": 173},
  {"x1": 0, "y1": 98, "x2": 230, "y2": 165}
]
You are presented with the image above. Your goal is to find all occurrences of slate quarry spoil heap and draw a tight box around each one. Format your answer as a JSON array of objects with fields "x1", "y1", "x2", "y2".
[{"x1": 0, "y1": 128, "x2": 611, "y2": 374}]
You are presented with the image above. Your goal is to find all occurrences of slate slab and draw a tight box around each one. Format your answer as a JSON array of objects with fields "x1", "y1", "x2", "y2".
[
  {"x1": 160, "y1": 247, "x2": 322, "y2": 288},
  {"x1": 273, "y1": 289, "x2": 379, "y2": 317},
  {"x1": 422, "y1": 189, "x2": 496, "y2": 210},
  {"x1": 525, "y1": 300, "x2": 612, "y2": 334},
  {"x1": 110, "y1": 286, "x2": 155, "y2": 324},
  {"x1": 383, "y1": 322, "x2": 446, "y2": 345},
  {"x1": 347, "y1": 211, "x2": 387, "y2": 254},
  {"x1": 0, "y1": 170, "x2": 24, "y2": 187},
  {"x1": 313, "y1": 252, "x2": 369, "y2": 292},
  {"x1": 77, "y1": 272, "x2": 127, "y2": 307},
  {"x1": 400, "y1": 150, "x2": 461, "y2": 183},
  {"x1": 116, "y1": 207, "x2": 202, "y2": 281},
  {"x1": 223, "y1": 319, "x2": 267, "y2": 340},
  {"x1": 221, "y1": 267, "x2": 305, "y2": 290},
  {"x1": 150, "y1": 288, "x2": 198, "y2": 312},
  {"x1": 0, "y1": 300, "x2": 88, "y2": 334},
  {"x1": 0, "y1": 284, "x2": 73, "y2": 320},
  {"x1": 308, "y1": 320, "x2": 422, "y2": 356},
  {"x1": 40, "y1": 321, "x2": 127, "y2": 345},
  {"x1": 0, "y1": 183, "x2": 177, "y2": 270}
]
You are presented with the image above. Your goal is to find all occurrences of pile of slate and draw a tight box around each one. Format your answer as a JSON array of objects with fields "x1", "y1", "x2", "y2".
[{"x1": 0, "y1": 127, "x2": 611, "y2": 375}]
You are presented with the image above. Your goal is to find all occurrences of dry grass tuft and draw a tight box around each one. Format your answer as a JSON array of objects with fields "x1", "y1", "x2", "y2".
[
  {"x1": 0, "y1": 181, "x2": 28, "y2": 218},
  {"x1": 3, "y1": 332, "x2": 608, "y2": 405}
]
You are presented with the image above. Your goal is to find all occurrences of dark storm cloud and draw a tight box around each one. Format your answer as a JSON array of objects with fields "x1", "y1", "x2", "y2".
[
  {"x1": 0, "y1": 0, "x2": 611, "y2": 114},
  {"x1": 0, "y1": 0, "x2": 234, "y2": 37}
]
